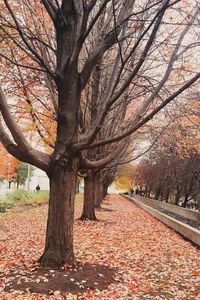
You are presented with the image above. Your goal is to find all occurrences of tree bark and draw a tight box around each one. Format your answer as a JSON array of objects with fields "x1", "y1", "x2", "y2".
[
  {"x1": 103, "y1": 184, "x2": 108, "y2": 198},
  {"x1": 95, "y1": 174, "x2": 104, "y2": 208},
  {"x1": 39, "y1": 160, "x2": 78, "y2": 268},
  {"x1": 80, "y1": 170, "x2": 97, "y2": 220}
]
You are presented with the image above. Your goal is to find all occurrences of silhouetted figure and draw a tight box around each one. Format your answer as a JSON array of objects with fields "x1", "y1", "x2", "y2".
[{"x1": 36, "y1": 184, "x2": 40, "y2": 192}]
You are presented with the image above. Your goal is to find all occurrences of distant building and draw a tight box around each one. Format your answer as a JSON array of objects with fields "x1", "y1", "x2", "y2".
[{"x1": 26, "y1": 168, "x2": 49, "y2": 191}]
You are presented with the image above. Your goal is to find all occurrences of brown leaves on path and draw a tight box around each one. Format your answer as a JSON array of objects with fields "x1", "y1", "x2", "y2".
[{"x1": 0, "y1": 195, "x2": 200, "y2": 299}]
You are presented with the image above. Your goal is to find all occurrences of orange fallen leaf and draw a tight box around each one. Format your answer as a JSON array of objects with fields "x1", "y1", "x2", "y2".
[{"x1": 191, "y1": 270, "x2": 200, "y2": 276}]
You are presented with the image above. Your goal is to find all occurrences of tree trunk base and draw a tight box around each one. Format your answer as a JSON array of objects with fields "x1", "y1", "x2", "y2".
[
  {"x1": 95, "y1": 204, "x2": 102, "y2": 209},
  {"x1": 79, "y1": 214, "x2": 97, "y2": 221},
  {"x1": 81, "y1": 171, "x2": 98, "y2": 221},
  {"x1": 38, "y1": 246, "x2": 74, "y2": 268},
  {"x1": 38, "y1": 253, "x2": 63, "y2": 269}
]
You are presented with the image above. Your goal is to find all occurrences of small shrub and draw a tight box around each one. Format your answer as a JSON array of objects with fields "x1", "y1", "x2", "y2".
[
  {"x1": 5, "y1": 190, "x2": 31, "y2": 204},
  {"x1": 0, "y1": 198, "x2": 15, "y2": 212},
  {"x1": 0, "y1": 190, "x2": 49, "y2": 212},
  {"x1": 0, "y1": 204, "x2": 6, "y2": 213}
]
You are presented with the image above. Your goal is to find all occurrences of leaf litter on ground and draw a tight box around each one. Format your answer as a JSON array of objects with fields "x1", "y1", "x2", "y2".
[{"x1": 0, "y1": 195, "x2": 199, "y2": 299}]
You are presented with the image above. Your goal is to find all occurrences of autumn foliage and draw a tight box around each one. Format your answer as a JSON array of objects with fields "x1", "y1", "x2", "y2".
[
  {"x1": 0, "y1": 146, "x2": 19, "y2": 181},
  {"x1": 132, "y1": 120, "x2": 200, "y2": 207},
  {"x1": 114, "y1": 164, "x2": 135, "y2": 190}
]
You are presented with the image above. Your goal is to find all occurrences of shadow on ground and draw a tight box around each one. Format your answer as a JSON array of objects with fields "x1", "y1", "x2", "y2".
[
  {"x1": 4, "y1": 263, "x2": 119, "y2": 296},
  {"x1": 96, "y1": 207, "x2": 115, "y2": 212}
]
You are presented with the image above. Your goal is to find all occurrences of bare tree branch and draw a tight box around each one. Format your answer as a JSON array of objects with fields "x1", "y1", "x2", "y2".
[
  {"x1": 79, "y1": 71, "x2": 200, "y2": 149},
  {"x1": 0, "y1": 85, "x2": 50, "y2": 172},
  {"x1": 3, "y1": 0, "x2": 55, "y2": 78},
  {"x1": 41, "y1": 0, "x2": 57, "y2": 22}
]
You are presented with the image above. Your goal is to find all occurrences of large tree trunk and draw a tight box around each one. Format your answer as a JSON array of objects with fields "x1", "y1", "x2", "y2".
[
  {"x1": 80, "y1": 170, "x2": 97, "y2": 220},
  {"x1": 103, "y1": 184, "x2": 108, "y2": 198},
  {"x1": 95, "y1": 174, "x2": 104, "y2": 208},
  {"x1": 39, "y1": 160, "x2": 78, "y2": 268}
]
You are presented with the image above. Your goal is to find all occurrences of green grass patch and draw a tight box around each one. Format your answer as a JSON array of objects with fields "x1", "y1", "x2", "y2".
[
  {"x1": 31, "y1": 191, "x2": 49, "y2": 206},
  {"x1": 0, "y1": 190, "x2": 49, "y2": 212}
]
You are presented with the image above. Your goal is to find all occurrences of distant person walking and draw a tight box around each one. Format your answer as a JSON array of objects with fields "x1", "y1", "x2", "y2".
[{"x1": 36, "y1": 184, "x2": 40, "y2": 192}]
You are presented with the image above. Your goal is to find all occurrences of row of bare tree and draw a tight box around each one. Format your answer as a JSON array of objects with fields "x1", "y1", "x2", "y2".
[{"x1": 132, "y1": 124, "x2": 200, "y2": 208}]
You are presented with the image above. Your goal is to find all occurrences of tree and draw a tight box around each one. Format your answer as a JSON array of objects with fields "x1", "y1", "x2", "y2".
[
  {"x1": 80, "y1": 140, "x2": 129, "y2": 220},
  {"x1": 0, "y1": 147, "x2": 19, "y2": 184},
  {"x1": 15, "y1": 162, "x2": 34, "y2": 189},
  {"x1": 0, "y1": 0, "x2": 200, "y2": 267},
  {"x1": 132, "y1": 121, "x2": 200, "y2": 205},
  {"x1": 115, "y1": 163, "x2": 134, "y2": 191}
]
